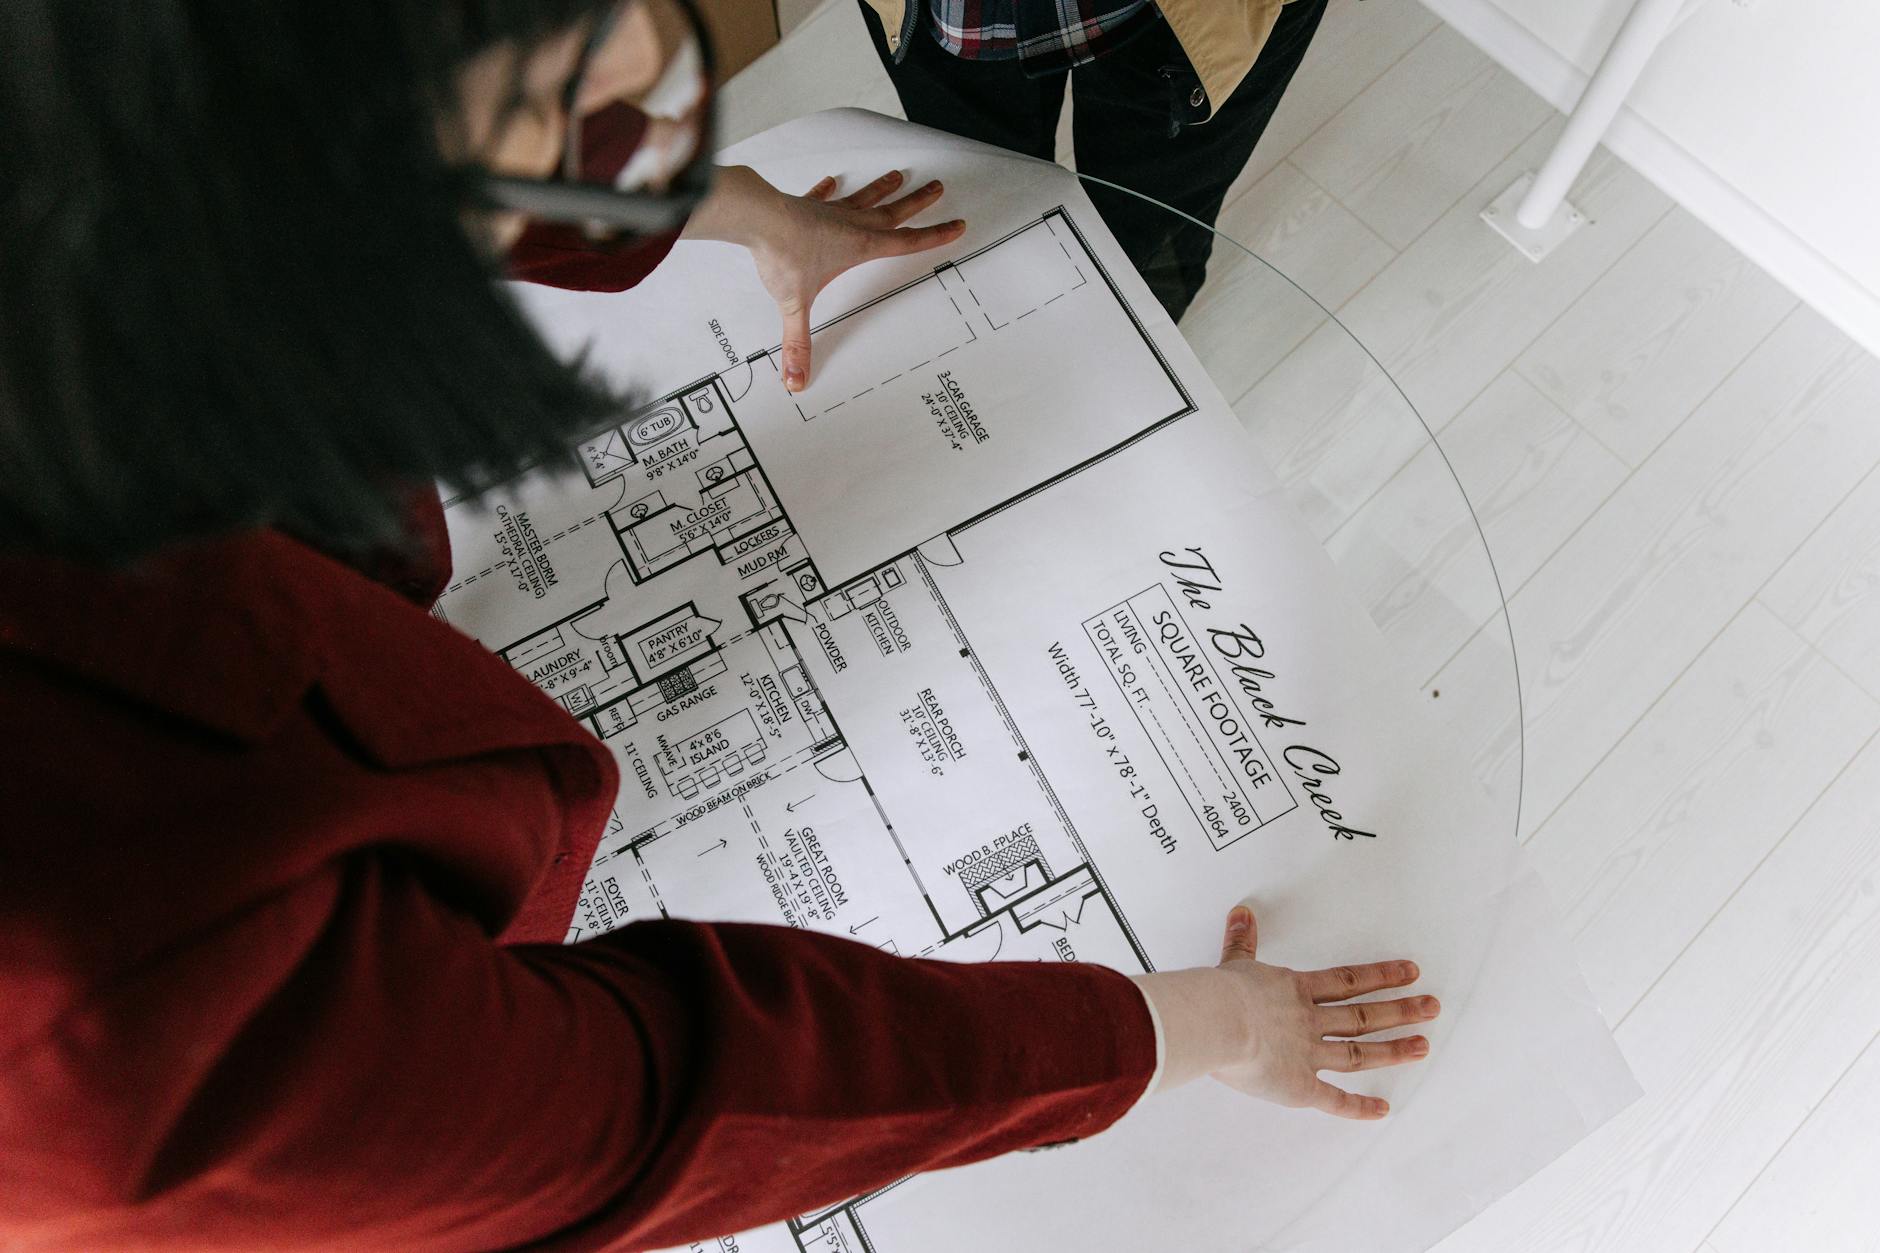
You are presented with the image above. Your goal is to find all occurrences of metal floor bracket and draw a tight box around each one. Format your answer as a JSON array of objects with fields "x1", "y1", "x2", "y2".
[{"x1": 1481, "y1": 171, "x2": 1587, "y2": 263}]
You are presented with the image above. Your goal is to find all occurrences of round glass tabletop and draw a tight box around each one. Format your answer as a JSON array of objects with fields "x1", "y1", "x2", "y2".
[
  {"x1": 1086, "y1": 170, "x2": 1527, "y2": 847},
  {"x1": 480, "y1": 95, "x2": 1548, "y2": 1253},
  {"x1": 716, "y1": 46, "x2": 1523, "y2": 844}
]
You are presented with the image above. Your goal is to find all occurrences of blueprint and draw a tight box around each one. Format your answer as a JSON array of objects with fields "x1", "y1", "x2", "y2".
[{"x1": 436, "y1": 110, "x2": 1640, "y2": 1253}]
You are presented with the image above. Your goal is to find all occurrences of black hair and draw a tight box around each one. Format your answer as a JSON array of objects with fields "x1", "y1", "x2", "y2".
[{"x1": 0, "y1": 1, "x2": 629, "y2": 563}]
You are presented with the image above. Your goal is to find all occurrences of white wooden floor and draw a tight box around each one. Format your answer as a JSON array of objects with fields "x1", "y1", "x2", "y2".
[{"x1": 734, "y1": 5, "x2": 1880, "y2": 1249}]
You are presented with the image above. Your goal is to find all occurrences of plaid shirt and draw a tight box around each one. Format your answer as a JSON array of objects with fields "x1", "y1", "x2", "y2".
[{"x1": 927, "y1": 0, "x2": 1160, "y2": 72}]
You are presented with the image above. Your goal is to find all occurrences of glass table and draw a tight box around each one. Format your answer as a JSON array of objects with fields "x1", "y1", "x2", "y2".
[
  {"x1": 716, "y1": 25, "x2": 1525, "y2": 852},
  {"x1": 1118, "y1": 169, "x2": 1528, "y2": 847},
  {"x1": 545, "y1": 24, "x2": 1561, "y2": 1252},
  {"x1": 453, "y1": 80, "x2": 1555, "y2": 1253}
]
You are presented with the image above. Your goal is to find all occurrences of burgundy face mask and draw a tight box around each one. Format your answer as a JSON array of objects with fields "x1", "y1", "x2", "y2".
[
  {"x1": 491, "y1": 0, "x2": 717, "y2": 292},
  {"x1": 501, "y1": 102, "x2": 700, "y2": 294}
]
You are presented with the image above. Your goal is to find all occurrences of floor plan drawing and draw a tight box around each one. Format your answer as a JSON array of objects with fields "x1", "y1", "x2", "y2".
[
  {"x1": 438, "y1": 205, "x2": 1198, "y2": 976},
  {"x1": 438, "y1": 107, "x2": 1637, "y2": 1253},
  {"x1": 438, "y1": 206, "x2": 1220, "y2": 1247}
]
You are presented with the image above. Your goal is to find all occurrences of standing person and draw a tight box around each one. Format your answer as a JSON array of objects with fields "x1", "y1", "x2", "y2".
[
  {"x1": 859, "y1": 0, "x2": 1331, "y2": 320},
  {"x1": 0, "y1": 2, "x2": 1436, "y2": 1249}
]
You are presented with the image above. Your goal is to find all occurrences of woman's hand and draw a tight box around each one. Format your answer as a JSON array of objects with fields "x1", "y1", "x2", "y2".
[
  {"x1": 1130, "y1": 906, "x2": 1439, "y2": 1120},
  {"x1": 683, "y1": 166, "x2": 966, "y2": 392}
]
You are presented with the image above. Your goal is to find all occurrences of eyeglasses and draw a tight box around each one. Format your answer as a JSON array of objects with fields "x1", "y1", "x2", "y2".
[{"x1": 483, "y1": 0, "x2": 716, "y2": 242}]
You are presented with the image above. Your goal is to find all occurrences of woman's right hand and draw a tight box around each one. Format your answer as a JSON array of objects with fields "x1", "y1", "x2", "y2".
[
  {"x1": 682, "y1": 166, "x2": 966, "y2": 393},
  {"x1": 1130, "y1": 906, "x2": 1439, "y2": 1119}
]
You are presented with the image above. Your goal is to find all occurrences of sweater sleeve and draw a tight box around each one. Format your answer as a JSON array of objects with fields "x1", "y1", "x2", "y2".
[{"x1": 0, "y1": 853, "x2": 1157, "y2": 1251}]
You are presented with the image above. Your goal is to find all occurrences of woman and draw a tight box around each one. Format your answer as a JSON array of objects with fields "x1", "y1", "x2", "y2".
[{"x1": 0, "y1": 2, "x2": 1438, "y2": 1248}]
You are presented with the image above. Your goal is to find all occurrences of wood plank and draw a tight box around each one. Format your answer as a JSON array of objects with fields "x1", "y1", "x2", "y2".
[
  {"x1": 1183, "y1": 160, "x2": 1396, "y2": 405},
  {"x1": 1418, "y1": 622, "x2": 1526, "y2": 845},
  {"x1": 1226, "y1": 0, "x2": 1444, "y2": 197},
  {"x1": 1517, "y1": 208, "x2": 1797, "y2": 467},
  {"x1": 1434, "y1": 730, "x2": 1880, "y2": 1253},
  {"x1": 1213, "y1": 160, "x2": 1398, "y2": 312},
  {"x1": 1707, "y1": 1031, "x2": 1880, "y2": 1253},
  {"x1": 1435, "y1": 372, "x2": 1629, "y2": 592},
  {"x1": 1325, "y1": 370, "x2": 1628, "y2": 682},
  {"x1": 1509, "y1": 307, "x2": 1880, "y2": 833},
  {"x1": 1334, "y1": 117, "x2": 1672, "y2": 432},
  {"x1": 1324, "y1": 433, "x2": 1509, "y2": 684},
  {"x1": 1760, "y1": 463, "x2": 1880, "y2": 702},
  {"x1": 1524, "y1": 603, "x2": 1880, "y2": 1020},
  {"x1": 1232, "y1": 318, "x2": 1434, "y2": 543},
  {"x1": 1292, "y1": 23, "x2": 1553, "y2": 247}
]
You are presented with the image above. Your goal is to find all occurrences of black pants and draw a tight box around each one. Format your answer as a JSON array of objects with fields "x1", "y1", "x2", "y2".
[{"x1": 860, "y1": 1, "x2": 1330, "y2": 320}]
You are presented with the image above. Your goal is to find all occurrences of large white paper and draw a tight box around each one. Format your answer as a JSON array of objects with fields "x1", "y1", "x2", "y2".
[{"x1": 435, "y1": 110, "x2": 1638, "y2": 1253}]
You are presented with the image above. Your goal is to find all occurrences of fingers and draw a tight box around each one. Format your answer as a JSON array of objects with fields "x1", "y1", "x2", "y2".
[
  {"x1": 823, "y1": 171, "x2": 953, "y2": 228},
  {"x1": 841, "y1": 169, "x2": 908, "y2": 209},
  {"x1": 807, "y1": 172, "x2": 965, "y2": 264},
  {"x1": 1313, "y1": 1035, "x2": 1429, "y2": 1074},
  {"x1": 778, "y1": 300, "x2": 812, "y2": 393},
  {"x1": 875, "y1": 178, "x2": 947, "y2": 226},
  {"x1": 1310, "y1": 1081, "x2": 1390, "y2": 1121},
  {"x1": 871, "y1": 219, "x2": 967, "y2": 260},
  {"x1": 1219, "y1": 904, "x2": 1258, "y2": 964},
  {"x1": 1317, "y1": 994, "x2": 1440, "y2": 1038},
  {"x1": 1300, "y1": 959, "x2": 1420, "y2": 1004}
]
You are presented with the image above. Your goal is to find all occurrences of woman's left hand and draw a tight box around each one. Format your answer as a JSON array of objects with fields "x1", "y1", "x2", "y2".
[{"x1": 684, "y1": 166, "x2": 965, "y2": 392}]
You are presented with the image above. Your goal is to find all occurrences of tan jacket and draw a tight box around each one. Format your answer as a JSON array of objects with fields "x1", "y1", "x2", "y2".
[{"x1": 861, "y1": 0, "x2": 1296, "y2": 122}]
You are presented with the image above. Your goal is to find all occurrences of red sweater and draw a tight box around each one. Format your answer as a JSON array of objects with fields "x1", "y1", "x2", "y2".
[
  {"x1": 0, "y1": 184, "x2": 1156, "y2": 1250},
  {"x1": 0, "y1": 513, "x2": 1155, "y2": 1250}
]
